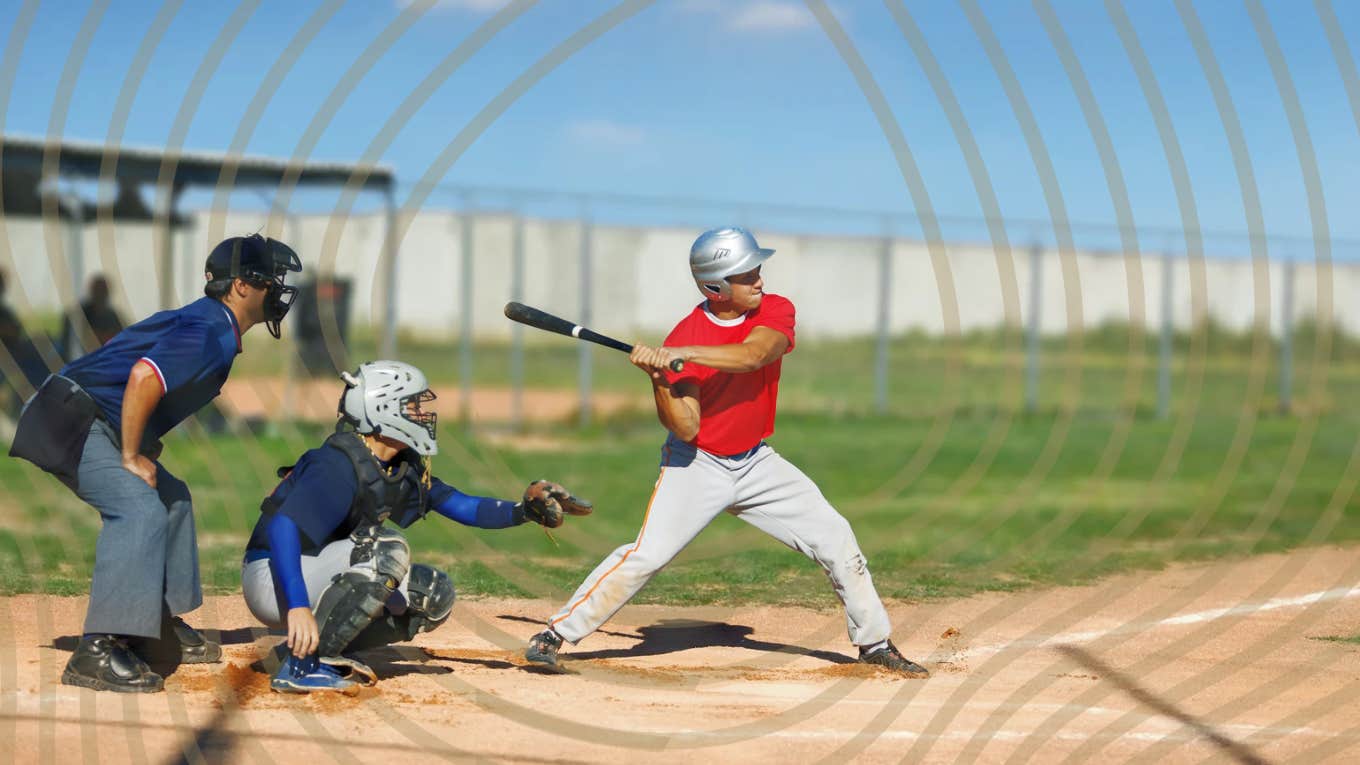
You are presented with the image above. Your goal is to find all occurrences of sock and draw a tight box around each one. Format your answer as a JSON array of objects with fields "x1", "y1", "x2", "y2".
[{"x1": 861, "y1": 639, "x2": 890, "y2": 654}]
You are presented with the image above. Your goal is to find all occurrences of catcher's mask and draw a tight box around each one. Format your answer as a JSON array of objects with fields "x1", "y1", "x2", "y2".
[{"x1": 338, "y1": 360, "x2": 439, "y2": 455}]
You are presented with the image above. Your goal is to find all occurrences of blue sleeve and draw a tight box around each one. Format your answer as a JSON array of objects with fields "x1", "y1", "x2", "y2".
[
  {"x1": 138, "y1": 318, "x2": 216, "y2": 393},
  {"x1": 268, "y1": 449, "x2": 357, "y2": 547},
  {"x1": 430, "y1": 477, "x2": 525, "y2": 529},
  {"x1": 265, "y1": 514, "x2": 311, "y2": 611}
]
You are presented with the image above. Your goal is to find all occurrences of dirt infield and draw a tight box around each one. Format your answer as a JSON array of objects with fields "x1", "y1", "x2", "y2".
[
  {"x1": 218, "y1": 377, "x2": 640, "y2": 424},
  {"x1": 5, "y1": 547, "x2": 1360, "y2": 763}
]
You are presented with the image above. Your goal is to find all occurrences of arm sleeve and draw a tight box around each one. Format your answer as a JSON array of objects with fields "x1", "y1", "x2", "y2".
[
  {"x1": 430, "y1": 478, "x2": 526, "y2": 528},
  {"x1": 752, "y1": 296, "x2": 796, "y2": 351},
  {"x1": 265, "y1": 513, "x2": 312, "y2": 611},
  {"x1": 138, "y1": 318, "x2": 215, "y2": 393}
]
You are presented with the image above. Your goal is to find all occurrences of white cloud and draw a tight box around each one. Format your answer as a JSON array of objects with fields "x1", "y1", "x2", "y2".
[
  {"x1": 393, "y1": 0, "x2": 509, "y2": 13},
  {"x1": 566, "y1": 119, "x2": 646, "y2": 147},
  {"x1": 728, "y1": 1, "x2": 815, "y2": 32}
]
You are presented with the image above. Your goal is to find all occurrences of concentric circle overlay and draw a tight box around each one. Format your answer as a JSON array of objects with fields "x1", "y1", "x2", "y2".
[{"x1": 1, "y1": 1, "x2": 1358, "y2": 762}]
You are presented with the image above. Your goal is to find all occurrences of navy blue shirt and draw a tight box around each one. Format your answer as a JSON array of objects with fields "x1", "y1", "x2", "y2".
[{"x1": 62, "y1": 297, "x2": 241, "y2": 442}]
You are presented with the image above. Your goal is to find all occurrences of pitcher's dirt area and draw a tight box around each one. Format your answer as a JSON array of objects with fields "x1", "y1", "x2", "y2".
[{"x1": 5, "y1": 546, "x2": 1360, "y2": 763}]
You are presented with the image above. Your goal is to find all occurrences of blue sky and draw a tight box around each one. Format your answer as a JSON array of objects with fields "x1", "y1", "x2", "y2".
[{"x1": 3, "y1": 0, "x2": 1359, "y2": 253}]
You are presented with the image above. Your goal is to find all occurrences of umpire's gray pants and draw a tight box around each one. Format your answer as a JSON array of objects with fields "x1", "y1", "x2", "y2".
[
  {"x1": 241, "y1": 538, "x2": 412, "y2": 629},
  {"x1": 71, "y1": 419, "x2": 199, "y2": 638}
]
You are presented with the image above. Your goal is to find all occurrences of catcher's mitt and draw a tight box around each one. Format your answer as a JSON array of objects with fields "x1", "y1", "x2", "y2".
[{"x1": 519, "y1": 480, "x2": 593, "y2": 528}]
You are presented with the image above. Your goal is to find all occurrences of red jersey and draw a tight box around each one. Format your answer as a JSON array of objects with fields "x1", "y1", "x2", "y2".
[{"x1": 662, "y1": 293, "x2": 796, "y2": 455}]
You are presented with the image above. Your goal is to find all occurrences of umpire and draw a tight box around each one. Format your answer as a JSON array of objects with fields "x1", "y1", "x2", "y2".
[{"x1": 8, "y1": 234, "x2": 302, "y2": 693}]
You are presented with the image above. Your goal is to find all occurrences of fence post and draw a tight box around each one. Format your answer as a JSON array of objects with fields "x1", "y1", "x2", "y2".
[
  {"x1": 1280, "y1": 258, "x2": 1295, "y2": 415},
  {"x1": 1025, "y1": 242, "x2": 1043, "y2": 413},
  {"x1": 510, "y1": 212, "x2": 525, "y2": 430},
  {"x1": 578, "y1": 205, "x2": 594, "y2": 429},
  {"x1": 459, "y1": 198, "x2": 476, "y2": 432},
  {"x1": 1158, "y1": 251, "x2": 1174, "y2": 420},
  {"x1": 380, "y1": 186, "x2": 399, "y2": 359},
  {"x1": 874, "y1": 228, "x2": 892, "y2": 413}
]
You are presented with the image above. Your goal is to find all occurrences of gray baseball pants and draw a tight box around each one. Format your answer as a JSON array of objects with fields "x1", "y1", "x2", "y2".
[
  {"x1": 241, "y1": 538, "x2": 412, "y2": 628},
  {"x1": 71, "y1": 419, "x2": 199, "y2": 638},
  {"x1": 549, "y1": 435, "x2": 893, "y2": 647}
]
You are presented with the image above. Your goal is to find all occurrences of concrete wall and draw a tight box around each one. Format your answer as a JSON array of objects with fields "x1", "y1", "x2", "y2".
[{"x1": 2, "y1": 210, "x2": 1355, "y2": 340}]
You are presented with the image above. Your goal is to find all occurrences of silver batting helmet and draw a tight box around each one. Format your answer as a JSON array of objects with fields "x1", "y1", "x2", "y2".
[
  {"x1": 689, "y1": 227, "x2": 774, "y2": 298},
  {"x1": 337, "y1": 360, "x2": 438, "y2": 455}
]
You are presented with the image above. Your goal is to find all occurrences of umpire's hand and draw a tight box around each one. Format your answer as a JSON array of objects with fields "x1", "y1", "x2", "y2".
[
  {"x1": 121, "y1": 454, "x2": 158, "y2": 488},
  {"x1": 287, "y1": 606, "x2": 320, "y2": 657}
]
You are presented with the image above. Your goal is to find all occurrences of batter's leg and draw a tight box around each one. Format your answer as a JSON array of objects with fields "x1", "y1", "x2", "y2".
[
  {"x1": 731, "y1": 448, "x2": 893, "y2": 648},
  {"x1": 548, "y1": 442, "x2": 733, "y2": 644}
]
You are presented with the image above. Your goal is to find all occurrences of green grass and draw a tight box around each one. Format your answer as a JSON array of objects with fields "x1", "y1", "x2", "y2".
[
  {"x1": 1310, "y1": 635, "x2": 1360, "y2": 645},
  {"x1": 234, "y1": 320, "x2": 1360, "y2": 420},
  {"x1": 3, "y1": 399, "x2": 1358, "y2": 608},
  {"x1": 4, "y1": 325, "x2": 1359, "y2": 607}
]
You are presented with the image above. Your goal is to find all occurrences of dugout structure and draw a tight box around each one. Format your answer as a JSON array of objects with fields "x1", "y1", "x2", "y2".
[{"x1": 0, "y1": 134, "x2": 401, "y2": 380}]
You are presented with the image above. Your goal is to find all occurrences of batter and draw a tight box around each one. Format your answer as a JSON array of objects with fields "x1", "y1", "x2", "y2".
[{"x1": 525, "y1": 227, "x2": 928, "y2": 677}]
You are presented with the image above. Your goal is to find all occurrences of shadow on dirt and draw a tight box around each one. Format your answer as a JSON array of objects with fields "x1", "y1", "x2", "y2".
[{"x1": 497, "y1": 615, "x2": 856, "y2": 665}]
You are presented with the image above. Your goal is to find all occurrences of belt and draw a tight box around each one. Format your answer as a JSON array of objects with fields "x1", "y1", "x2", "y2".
[{"x1": 715, "y1": 443, "x2": 764, "y2": 461}]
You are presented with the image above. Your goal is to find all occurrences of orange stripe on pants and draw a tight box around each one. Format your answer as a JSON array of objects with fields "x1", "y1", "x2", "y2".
[{"x1": 550, "y1": 464, "x2": 668, "y2": 631}]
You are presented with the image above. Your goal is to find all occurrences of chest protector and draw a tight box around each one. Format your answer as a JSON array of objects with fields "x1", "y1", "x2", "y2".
[{"x1": 322, "y1": 431, "x2": 431, "y2": 529}]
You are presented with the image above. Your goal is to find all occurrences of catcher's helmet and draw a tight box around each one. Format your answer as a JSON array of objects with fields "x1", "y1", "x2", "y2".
[
  {"x1": 337, "y1": 360, "x2": 438, "y2": 455},
  {"x1": 689, "y1": 227, "x2": 773, "y2": 299},
  {"x1": 204, "y1": 234, "x2": 303, "y2": 339}
]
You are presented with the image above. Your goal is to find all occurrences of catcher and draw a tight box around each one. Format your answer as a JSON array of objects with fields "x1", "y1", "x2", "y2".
[{"x1": 240, "y1": 360, "x2": 590, "y2": 693}]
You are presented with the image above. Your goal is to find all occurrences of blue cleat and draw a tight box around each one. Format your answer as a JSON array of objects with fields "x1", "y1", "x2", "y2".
[{"x1": 270, "y1": 652, "x2": 359, "y2": 695}]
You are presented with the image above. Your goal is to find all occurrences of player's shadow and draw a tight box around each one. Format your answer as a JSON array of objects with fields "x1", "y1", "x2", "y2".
[
  {"x1": 355, "y1": 646, "x2": 455, "y2": 679},
  {"x1": 498, "y1": 615, "x2": 856, "y2": 665}
]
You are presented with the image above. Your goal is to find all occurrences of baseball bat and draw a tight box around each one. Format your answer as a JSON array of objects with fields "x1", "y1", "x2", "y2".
[{"x1": 503, "y1": 302, "x2": 685, "y2": 372}]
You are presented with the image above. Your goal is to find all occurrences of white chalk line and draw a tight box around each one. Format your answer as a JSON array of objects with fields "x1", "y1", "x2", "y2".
[
  {"x1": 667, "y1": 722, "x2": 1348, "y2": 745},
  {"x1": 957, "y1": 584, "x2": 1360, "y2": 661}
]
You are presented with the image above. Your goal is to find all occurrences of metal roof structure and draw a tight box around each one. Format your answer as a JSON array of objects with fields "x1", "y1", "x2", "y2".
[
  {"x1": 0, "y1": 133, "x2": 394, "y2": 195},
  {"x1": 0, "y1": 134, "x2": 402, "y2": 356}
]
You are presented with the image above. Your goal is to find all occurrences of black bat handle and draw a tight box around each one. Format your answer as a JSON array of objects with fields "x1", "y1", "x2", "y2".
[{"x1": 669, "y1": 358, "x2": 685, "y2": 373}]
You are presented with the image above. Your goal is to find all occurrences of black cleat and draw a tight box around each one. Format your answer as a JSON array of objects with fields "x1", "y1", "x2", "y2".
[
  {"x1": 859, "y1": 640, "x2": 930, "y2": 678},
  {"x1": 130, "y1": 614, "x2": 222, "y2": 666},
  {"x1": 62, "y1": 635, "x2": 165, "y2": 693},
  {"x1": 525, "y1": 629, "x2": 563, "y2": 666}
]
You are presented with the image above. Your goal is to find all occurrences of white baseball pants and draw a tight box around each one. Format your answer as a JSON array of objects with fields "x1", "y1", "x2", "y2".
[{"x1": 548, "y1": 435, "x2": 893, "y2": 647}]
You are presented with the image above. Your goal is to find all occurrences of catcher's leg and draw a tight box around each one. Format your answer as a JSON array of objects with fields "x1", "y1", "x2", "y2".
[
  {"x1": 345, "y1": 564, "x2": 455, "y2": 651},
  {"x1": 731, "y1": 448, "x2": 893, "y2": 649},
  {"x1": 546, "y1": 440, "x2": 734, "y2": 645},
  {"x1": 313, "y1": 525, "x2": 410, "y2": 660}
]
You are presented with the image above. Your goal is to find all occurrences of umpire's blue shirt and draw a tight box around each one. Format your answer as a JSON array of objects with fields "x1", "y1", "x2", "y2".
[{"x1": 61, "y1": 296, "x2": 241, "y2": 442}]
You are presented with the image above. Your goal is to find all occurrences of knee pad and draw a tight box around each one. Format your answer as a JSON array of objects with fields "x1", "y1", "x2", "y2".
[
  {"x1": 349, "y1": 525, "x2": 410, "y2": 586},
  {"x1": 406, "y1": 564, "x2": 455, "y2": 632},
  {"x1": 313, "y1": 569, "x2": 395, "y2": 658}
]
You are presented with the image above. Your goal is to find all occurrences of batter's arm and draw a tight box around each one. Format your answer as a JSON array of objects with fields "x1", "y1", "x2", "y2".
[
  {"x1": 651, "y1": 378, "x2": 701, "y2": 442},
  {"x1": 632, "y1": 344, "x2": 701, "y2": 441},
  {"x1": 668, "y1": 326, "x2": 789, "y2": 374}
]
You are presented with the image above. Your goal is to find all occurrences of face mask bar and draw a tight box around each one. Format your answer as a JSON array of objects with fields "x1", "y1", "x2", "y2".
[
  {"x1": 253, "y1": 240, "x2": 303, "y2": 339},
  {"x1": 401, "y1": 389, "x2": 438, "y2": 443}
]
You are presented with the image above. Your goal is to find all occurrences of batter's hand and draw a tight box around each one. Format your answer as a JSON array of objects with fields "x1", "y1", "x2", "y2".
[
  {"x1": 122, "y1": 454, "x2": 158, "y2": 488},
  {"x1": 630, "y1": 344, "x2": 683, "y2": 381},
  {"x1": 286, "y1": 606, "x2": 319, "y2": 657}
]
